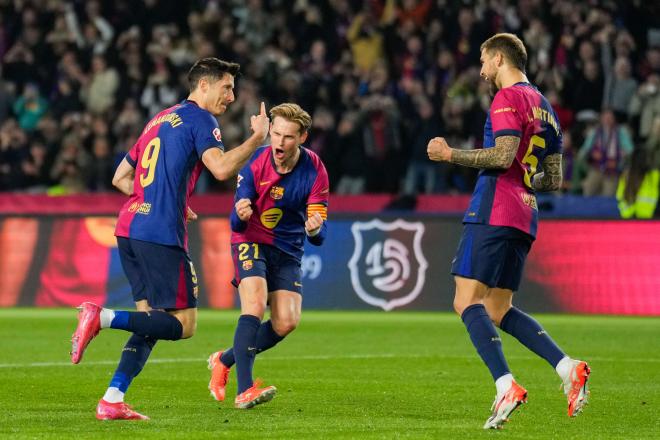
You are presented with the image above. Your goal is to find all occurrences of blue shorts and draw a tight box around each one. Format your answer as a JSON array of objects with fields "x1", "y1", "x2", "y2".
[
  {"x1": 451, "y1": 223, "x2": 533, "y2": 291},
  {"x1": 231, "y1": 242, "x2": 303, "y2": 294},
  {"x1": 117, "y1": 237, "x2": 198, "y2": 310}
]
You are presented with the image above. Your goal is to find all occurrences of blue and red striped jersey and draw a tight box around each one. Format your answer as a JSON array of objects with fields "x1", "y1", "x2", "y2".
[
  {"x1": 464, "y1": 82, "x2": 563, "y2": 238},
  {"x1": 230, "y1": 146, "x2": 329, "y2": 260},
  {"x1": 115, "y1": 100, "x2": 224, "y2": 249}
]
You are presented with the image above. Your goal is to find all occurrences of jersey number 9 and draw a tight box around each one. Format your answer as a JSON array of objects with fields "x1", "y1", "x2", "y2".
[{"x1": 140, "y1": 137, "x2": 161, "y2": 188}]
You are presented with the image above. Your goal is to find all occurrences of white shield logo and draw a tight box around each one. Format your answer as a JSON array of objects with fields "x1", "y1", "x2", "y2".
[{"x1": 348, "y1": 219, "x2": 428, "y2": 311}]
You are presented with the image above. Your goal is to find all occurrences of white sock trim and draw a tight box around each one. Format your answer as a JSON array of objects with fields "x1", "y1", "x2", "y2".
[
  {"x1": 100, "y1": 308, "x2": 115, "y2": 329},
  {"x1": 495, "y1": 373, "x2": 514, "y2": 398},
  {"x1": 102, "y1": 387, "x2": 124, "y2": 403},
  {"x1": 555, "y1": 356, "x2": 573, "y2": 381}
]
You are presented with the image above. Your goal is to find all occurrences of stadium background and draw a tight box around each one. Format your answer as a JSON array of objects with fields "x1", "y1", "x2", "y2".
[{"x1": 0, "y1": 0, "x2": 659, "y2": 317}]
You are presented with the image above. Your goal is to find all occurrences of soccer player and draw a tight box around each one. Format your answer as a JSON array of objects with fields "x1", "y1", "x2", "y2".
[
  {"x1": 207, "y1": 103, "x2": 329, "y2": 409},
  {"x1": 69, "y1": 58, "x2": 270, "y2": 420},
  {"x1": 427, "y1": 34, "x2": 590, "y2": 429}
]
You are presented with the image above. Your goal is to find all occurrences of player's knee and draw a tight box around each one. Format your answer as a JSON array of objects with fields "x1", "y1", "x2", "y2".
[
  {"x1": 175, "y1": 315, "x2": 197, "y2": 339},
  {"x1": 272, "y1": 318, "x2": 298, "y2": 336},
  {"x1": 453, "y1": 297, "x2": 470, "y2": 316}
]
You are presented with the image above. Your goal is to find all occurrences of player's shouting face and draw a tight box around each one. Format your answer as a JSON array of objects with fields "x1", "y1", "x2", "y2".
[
  {"x1": 270, "y1": 116, "x2": 308, "y2": 168},
  {"x1": 203, "y1": 73, "x2": 236, "y2": 116}
]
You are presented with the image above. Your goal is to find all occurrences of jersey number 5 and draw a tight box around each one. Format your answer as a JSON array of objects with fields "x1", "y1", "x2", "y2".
[
  {"x1": 522, "y1": 135, "x2": 545, "y2": 189},
  {"x1": 139, "y1": 137, "x2": 161, "y2": 188}
]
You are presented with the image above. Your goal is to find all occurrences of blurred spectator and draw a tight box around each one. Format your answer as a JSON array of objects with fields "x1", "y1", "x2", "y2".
[
  {"x1": 49, "y1": 134, "x2": 91, "y2": 195},
  {"x1": 402, "y1": 97, "x2": 443, "y2": 195},
  {"x1": 88, "y1": 136, "x2": 115, "y2": 191},
  {"x1": 616, "y1": 148, "x2": 659, "y2": 218},
  {"x1": 12, "y1": 83, "x2": 47, "y2": 131},
  {"x1": 629, "y1": 74, "x2": 660, "y2": 145},
  {"x1": 81, "y1": 55, "x2": 119, "y2": 115},
  {"x1": 335, "y1": 112, "x2": 366, "y2": 194},
  {"x1": 578, "y1": 110, "x2": 634, "y2": 196}
]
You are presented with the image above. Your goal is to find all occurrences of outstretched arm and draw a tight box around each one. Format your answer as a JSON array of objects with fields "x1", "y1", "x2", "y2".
[
  {"x1": 532, "y1": 153, "x2": 563, "y2": 192},
  {"x1": 427, "y1": 136, "x2": 520, "y2": 169}
]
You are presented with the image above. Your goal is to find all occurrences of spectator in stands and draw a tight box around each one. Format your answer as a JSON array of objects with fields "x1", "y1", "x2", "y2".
[
  {"x1": 403, "y1": 97, "x2": 443, "y2": 195},
  {"x1": 82, "y1": 54, "x2": 119, "y2": 115},
  {"x1": 616, "y1": 148, "x2": 659, "y2": 218},
  {"x1": 578, "y1": 109, "x2": 634, "y2": 196},
  {"x1": 629, "y1": 74, "x2": 660, "y2": 145},
  {"x1": 49, "y1": 134, "x2": 91, "y2": 195},
  {"x1": 335, "y1": 112, "x2": 366, "y2": 194},
  {"x1": 12, "y1": 83, "x2": 47, "y2": 132}
]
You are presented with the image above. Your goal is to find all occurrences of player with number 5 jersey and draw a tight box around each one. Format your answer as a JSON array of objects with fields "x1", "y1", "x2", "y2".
[
  {"x1": 69, "y1": 58, "x2": 270, "y2": 421},
  {"x1": 427, "y1": 34, "x2": 590, "y2": 430}
]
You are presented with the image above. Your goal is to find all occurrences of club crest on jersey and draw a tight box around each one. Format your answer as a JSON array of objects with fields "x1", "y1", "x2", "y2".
[
  {"x1": 270, "y1": 186, "x2": 285, "y2": 200},
  {"x1": 242, "y1": 260, "x2": 253, "y2": 270},
  {"x1": 348, "y1": 219, "x2": 428, "y2": 311},
  {"x1": 212, "y1": 127, "x2": 222, "y2": 142}
]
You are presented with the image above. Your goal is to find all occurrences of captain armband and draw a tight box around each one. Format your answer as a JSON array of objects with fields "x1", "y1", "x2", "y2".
[{"x1": 306, "y1": 203, "x2": 328, "y2": 221}]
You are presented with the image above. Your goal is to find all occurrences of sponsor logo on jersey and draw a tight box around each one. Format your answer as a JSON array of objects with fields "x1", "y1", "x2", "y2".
[
  {"x1": 270, "y1": 186, "x2": 285, "y2": 200},
  {"x1": 213, "y1": 127, "x2": 222, "y2": 142},
  {"x1": 348, "y1": 219, "x2": 428, "y2": 311},
  {"x1": 128, "y1": 202, "x2": 151, "y2": 215},
  {"x1": 260, "y1": 208, "x2": 283, "y2": 229},
  {"x1": 259, "y1": 180, "x2": 271, "y2": 186}
]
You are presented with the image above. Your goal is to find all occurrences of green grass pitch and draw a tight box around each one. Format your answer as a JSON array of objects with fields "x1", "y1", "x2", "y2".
[{"x1": 0, "y1": 309, "x2": 658, "y2": 439}]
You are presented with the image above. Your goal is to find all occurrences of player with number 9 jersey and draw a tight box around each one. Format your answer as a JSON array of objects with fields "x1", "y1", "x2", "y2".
[{"x1": 115, "y1": 100, "x2": 223, "y2": 250}]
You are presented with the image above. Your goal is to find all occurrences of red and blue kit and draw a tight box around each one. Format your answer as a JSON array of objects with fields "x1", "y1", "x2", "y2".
[
  {"x1": 115, "y1": 100, "x2": 224, "y2": 250},
  {"x1": 230, "y1": 146, "x2": 329, "y2": 261},
  {"x1": 464, "y1": 82, "x2": 563, "y2": 238}
]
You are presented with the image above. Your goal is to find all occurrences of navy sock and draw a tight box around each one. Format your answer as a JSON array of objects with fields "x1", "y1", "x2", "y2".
[
  {"x1": 109, "y1": 334, "x2": 156, "y2": 393},
  {"x1": 233, "y1": 314, "x2": 261, "y2": 394},
  {"x1": 111, "y1": 310, "x2": 183, "y2": 340},
  {"x1": 461, "y1": 304, "x2": 510, "y2": 381},
  {"x1": 500, "y1": 307, "x2": 566, "y2": 368},
  {"x1": 220, "y1": 320, "x2": 285, "y2": 367}
]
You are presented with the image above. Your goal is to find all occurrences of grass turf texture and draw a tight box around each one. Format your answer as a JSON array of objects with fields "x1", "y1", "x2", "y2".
[{"x1": 0, "y1": 309, "x2": 658, "y2": 439}]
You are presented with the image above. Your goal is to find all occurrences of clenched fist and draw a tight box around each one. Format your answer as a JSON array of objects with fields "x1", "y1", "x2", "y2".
[
  {"x1": 427, "y1": 137, "x2": 452, "y2": 162},
  {"x1": 305, "y1": 212, "x2": 324, "y2": 236},
  {"x1": 235, "y1": 198, "x2": 253, "y2": 222}
]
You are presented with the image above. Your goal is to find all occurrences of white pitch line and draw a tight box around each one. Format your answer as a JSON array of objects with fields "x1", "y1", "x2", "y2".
[{"x1": 0, "y1": 353, "x2": 659, "y2": 369}]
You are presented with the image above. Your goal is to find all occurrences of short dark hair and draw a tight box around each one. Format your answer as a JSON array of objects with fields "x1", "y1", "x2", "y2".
[
  {"x1": 187, "y1": 58, "x2": 240, "y2": 92},
  {"x1": 480, "y1": 33, "x2": 527, "y2": 72}
]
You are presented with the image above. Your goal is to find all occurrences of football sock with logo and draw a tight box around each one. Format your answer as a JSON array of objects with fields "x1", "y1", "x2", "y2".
[
  {"x1": 499, "y1": 307, "x2": 565, "y2": 368},
  {"x1": 103, "y1": 334, "x2": 157, "y2": 403},
  {"x1": 220, "y1": 320, "x2": 285, "y2": 367},
  {"x1": 233, "y1": 314, "x2": 261, "y2": 394},
  {"x1": 461, "y1": 304, "x2": 511, "y2": 381},
  {"x1": 110, "y1": 311, "x2": 183, "y2": 340}
]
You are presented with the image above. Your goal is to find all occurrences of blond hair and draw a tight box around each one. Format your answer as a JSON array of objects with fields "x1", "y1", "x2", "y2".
[
  {"x1": 480, "y1": 33, "x2": 527, "y2": 72},
  {"x1": 269, "y1": 103, "x2": 312, "y2": 133}
]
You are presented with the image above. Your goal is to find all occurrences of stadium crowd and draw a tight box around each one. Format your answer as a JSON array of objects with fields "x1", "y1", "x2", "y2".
[{"x1": 0, "y1": 0, "x2": 659, "y2": 198}]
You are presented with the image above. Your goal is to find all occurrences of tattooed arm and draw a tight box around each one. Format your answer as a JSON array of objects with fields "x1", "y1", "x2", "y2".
[
  {"x1": 427, "y1": 136, "x2": 520, "y2": 169},
  {"x1": 532, "y1": 153, "x2": 563, "y2": 192}
]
